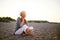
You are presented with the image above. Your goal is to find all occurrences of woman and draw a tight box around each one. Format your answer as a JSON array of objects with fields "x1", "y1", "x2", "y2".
[{"x1": 15, "y1": 11, "x2": 35, "y2": 37}]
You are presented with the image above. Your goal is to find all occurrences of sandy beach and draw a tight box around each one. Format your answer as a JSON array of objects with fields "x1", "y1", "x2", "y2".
[{"x1": 0, "y1": 22, "x2": 60, "y2": 40}]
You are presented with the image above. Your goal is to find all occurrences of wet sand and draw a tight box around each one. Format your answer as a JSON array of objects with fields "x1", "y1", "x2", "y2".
[{"x1": 0, "y1": 22, "x2": 60, "y2": 40}]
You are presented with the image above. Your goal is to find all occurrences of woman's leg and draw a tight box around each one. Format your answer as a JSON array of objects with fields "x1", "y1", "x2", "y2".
[
  {"x1": 15, "y1": 24, "x2": 28, "y2": 35},
  {"x1": 24, "y1": 28, "x2": 35, "y2": 37},
  {"x1": 15, "y1": 28, "x2": 24, "y2": 35}
]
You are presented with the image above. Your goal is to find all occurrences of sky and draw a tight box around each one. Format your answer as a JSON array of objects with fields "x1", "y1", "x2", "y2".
[{"x1": 0, "y1": 0, "x2": 60, "y2": 23}]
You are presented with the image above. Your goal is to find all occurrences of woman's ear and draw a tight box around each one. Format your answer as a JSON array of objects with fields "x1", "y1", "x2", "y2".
[
  {"x1": 20, "y1": 14, "x2": 22, "y2": 16},
  {"x1": 20, "y1": 13, "x2": 22, "y2": 16}
]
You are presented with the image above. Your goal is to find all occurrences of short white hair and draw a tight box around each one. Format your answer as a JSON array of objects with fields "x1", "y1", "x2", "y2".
[{"x1": 20, "y1": 11, "x2": 26, "y2": 16}]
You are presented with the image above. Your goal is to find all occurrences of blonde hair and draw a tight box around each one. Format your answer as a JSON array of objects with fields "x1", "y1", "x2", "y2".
[{"x1": 20, "y1": 11, "x2": 26, "y2": 16}]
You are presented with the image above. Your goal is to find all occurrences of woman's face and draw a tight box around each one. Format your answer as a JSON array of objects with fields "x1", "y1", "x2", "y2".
[{"x1": 21, "y1": 12, "x2": 26, "y2": 19}]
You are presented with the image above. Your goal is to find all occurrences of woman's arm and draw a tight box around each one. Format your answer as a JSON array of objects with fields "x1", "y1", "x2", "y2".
[{"x1": 20, "y1": 19, "x2": 25, "y2": 27}]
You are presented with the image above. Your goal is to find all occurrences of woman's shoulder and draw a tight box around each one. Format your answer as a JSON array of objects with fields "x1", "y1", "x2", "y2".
[
  {"x1": 17, "y1": 17, "x2": 21, "y2": 19},
  {"x1": 17, "y1": 17, "x2": 21, "y2": 21}
]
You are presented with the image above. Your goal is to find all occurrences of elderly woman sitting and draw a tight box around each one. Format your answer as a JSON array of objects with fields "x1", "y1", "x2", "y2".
[{"x1": 14, "y1": 11, "x2": 35, "y2": 37}]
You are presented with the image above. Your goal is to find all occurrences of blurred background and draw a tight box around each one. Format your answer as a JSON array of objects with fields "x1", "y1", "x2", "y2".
[{"x1": 0, "y1": 0, "x2": 60, "y2": 23}]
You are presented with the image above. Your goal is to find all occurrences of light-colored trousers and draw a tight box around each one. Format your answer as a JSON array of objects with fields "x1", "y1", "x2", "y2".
[{"x1": 15, "y1": 24, "x2": 33, "y2": 35}]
